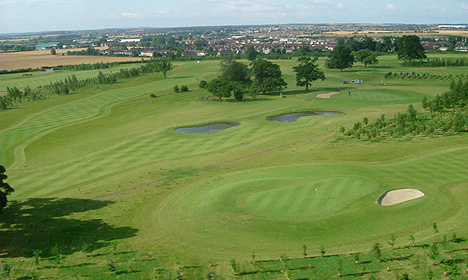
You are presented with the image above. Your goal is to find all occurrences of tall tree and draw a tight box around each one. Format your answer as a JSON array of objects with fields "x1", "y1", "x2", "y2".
[
  {"x1": 246, "y1": 45, "x2": 259, "y2": 61},
  {"x1": 292, "y1": 56, "x2": 325, "y2": 91},
  {"x1": 156, "y1": 58, "x2": 174, "y2": 79},
  {"x1": 206, "y1": 79, "x2": 232, "y2": 102},
  {"x1": 219, "y1": 59, "x2": 251, "y2": 101},
  {"x1": 297, "y1": 42, "x2": 312, "y2": 56},
  {"x1": 360, "y1": 36, "x2": 377, "y2": 51},
  {"x1": 328, "y1": 39, "x2": 354, "y2": 71},
  {"x1": 250, "y1": 58, "x2": 287, "y2": 95},
  {"x1": 0, "y1": 165, "x2": 14, "y2": 214},
  {"x1": 354, "y1": 49, "x2": 379, "y2": 67},
  {"x1": 396, "y1": 35, "x2": 426, "y2": 63}
]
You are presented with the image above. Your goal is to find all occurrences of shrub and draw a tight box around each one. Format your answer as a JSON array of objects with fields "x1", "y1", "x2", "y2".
[
  {"x1": 173, "y1": 85, "x2": 180, "y2": 93},
  {"x1": 150, "y1": 93, "x2": 157, "y2": 98},
  {"x1": 199, "y1": 80, "x2": 208, "y2": 88},
  {"x1": 180, "y1": 85, "x2": 189, "y2": 92}
]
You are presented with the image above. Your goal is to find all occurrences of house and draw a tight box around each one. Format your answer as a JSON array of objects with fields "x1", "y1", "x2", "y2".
[{"x1": 35, "y1": 42, "x2": 59, "y2": 50}]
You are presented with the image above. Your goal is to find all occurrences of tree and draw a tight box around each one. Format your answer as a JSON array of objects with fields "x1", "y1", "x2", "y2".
[
  {"x1": 250, "y1": 58, "x2": 287, "y2": 95},
  {"x1": 50, "y1": 49, "x2": 56, "y2": 55},
  {"x1": 298, "y1": 42, "x2": 312, "y2": 56},
  {"x1": 372, "y1": 242, "x2": 383, "y2": 262},
  {"x1": 199, "y1": 80, "x2": 208, "y2": 89},
  {"x1": 229, "y1": 259, "x2": 238, "y2": 275},
  {"x1": 361, "y1": 36, "x2": 377, "y2": 51},
  {"x1": 354, "y1": 49, "x2": 378, "y2": 67},
  {"x1": 0, "y1": 165, "x2": 14, "y2": 214},
  {"x1": 319, "y1": 245, "x2": 326, "y2": 257},
  {"x1": 388, "y1": 234, "x2": 397, "y2": 249},
  {"x1": 396, "y1": 35, "x2": 426, "y2": 63},
  {"x1": 246, "y1": 45, "x2": 259, "y2": 61},
  {"x1": 328, "y1": 39, "x2": 354, "y2": 71},
  {"x1": 427, "y1": 243, "x2": 439, "y2": 265},
  {"x1": 156, "y1": 58, "x2": 173, "y2": 78},
  {"x1": 206, "y1": 79, "x2": 232, "y2": 102},
  {"x1": 0, "y1": 97, "x2": 7, "y2": 110},
  {"x1": 292, "y1": 56, "x2": 325, "y2": 91},
  {"x1": 219, "y1": 59, "x2": 251, "y2": 101}
]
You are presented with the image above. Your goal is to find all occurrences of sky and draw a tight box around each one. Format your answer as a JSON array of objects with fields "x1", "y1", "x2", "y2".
[{"x1": 1, "y1": 0, "x2": 467, "y2": 34}]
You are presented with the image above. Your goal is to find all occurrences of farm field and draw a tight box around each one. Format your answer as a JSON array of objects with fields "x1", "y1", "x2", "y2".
[
  {"x1": 1, "y1": 55, "x2": 468, "y2": 279},
  {"x1": 0, "y1": 48, "x2": 143, "y2": 71}
]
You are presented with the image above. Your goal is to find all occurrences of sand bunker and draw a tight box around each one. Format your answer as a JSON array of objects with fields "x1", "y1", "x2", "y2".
[
  {"x1": 316, "y1": 92, "x2": 339, "y2": 99},
  {"x1": 175, "y1": 123, "x2": 240, "y2": 134},
  {"x1": 267, "y1": 111, "x2": 342, "y2": 122},
  {"x1": 378, "y1": 189, "x2": 425, "y2": 206}
]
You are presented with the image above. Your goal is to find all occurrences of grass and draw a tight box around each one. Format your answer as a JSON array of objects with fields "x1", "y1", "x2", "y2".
[{"x1": 1, "y1": 55, "x2": 468, "y2": 278}]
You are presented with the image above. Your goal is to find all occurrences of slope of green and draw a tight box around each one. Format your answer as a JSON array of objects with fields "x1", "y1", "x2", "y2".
[{"x1": 1, "y1": 55, "x2": 468, "y2": 279}]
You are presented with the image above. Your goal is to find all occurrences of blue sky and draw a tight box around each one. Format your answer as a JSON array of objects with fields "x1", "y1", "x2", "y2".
[{"x1": 1, "y1": 0, "x2": 467, "y2": 34}]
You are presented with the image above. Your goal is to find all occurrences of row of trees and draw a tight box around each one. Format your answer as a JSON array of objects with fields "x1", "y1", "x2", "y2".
[
  {"x1": 402, "y1": 58, "x2": 468, "y2": 68},
  {"x1": 201, "y1": 57, "x2": 325, "y2": 101},
  {"x1": 342, "y1": 79, "x2": 468, "y2": 141},
  {"x1": 326, "y1": 35, "x2": 427, "y2": 71},
  {"x1": 385, "y1": 72, "x2": 466, "y2": 81},
  {"x1": 0, "y1": 59, "x2": 173, "y2": 110}
]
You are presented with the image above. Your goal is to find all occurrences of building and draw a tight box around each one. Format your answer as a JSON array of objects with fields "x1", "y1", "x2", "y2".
[{"x1": 35, "y1": 42, "x2": 59, "y2": 50}]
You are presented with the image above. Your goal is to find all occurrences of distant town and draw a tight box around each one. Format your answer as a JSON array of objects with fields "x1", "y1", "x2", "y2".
[{"x1": 1, "y1": 24, "x2": 467, "y2": 59}]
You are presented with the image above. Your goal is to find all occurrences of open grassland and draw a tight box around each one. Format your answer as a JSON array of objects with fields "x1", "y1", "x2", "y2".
[
  {"x1": 0, "y1": 48, "x2": 143, "y2": 71},
  {"x1": 1, "y1": 55, "x2": 468, "y2": 278}
]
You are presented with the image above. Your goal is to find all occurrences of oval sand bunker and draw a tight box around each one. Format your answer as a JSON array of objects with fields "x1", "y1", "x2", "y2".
[
  {"x1": 176, "y1": 123, "x2": 240, "y2": 134},
  {"x1": 378, "y1": 189, "x2": 425, "y2": 206},
  {"x1": 267, "y1": 111, "x2": 342, "y2": 123}
]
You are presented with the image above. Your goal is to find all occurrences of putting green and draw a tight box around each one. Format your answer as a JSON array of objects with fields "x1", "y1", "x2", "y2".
[{"x1": 240, "y1": 177, "x2": 377, "y2": 218}]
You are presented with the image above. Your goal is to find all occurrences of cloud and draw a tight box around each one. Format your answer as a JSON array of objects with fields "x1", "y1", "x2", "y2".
[
  {"x1": 462, "y1": 4, "x2": 468, "y2": 10},
  {"x1": 121, "y1": 12, "x2": 143, "y2": 19},
  {"x1": 386, "y1": 3, "x2": 396, "y2": 10},
  {"x1": 337, "y1": 2, "x2": 344, "y2": 9}
]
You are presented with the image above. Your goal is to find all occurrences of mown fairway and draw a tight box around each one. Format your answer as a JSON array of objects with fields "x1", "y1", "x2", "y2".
[{"x1": 1, "y1": 55, "x2": 468, "y2": 278}]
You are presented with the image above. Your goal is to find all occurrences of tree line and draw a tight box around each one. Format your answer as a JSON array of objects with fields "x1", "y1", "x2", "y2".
[
  {"x1": 199, "y1": 56, "x2": 325, "y2": 102},
  {"x1": 385, "y1": 71, "x2": 466, "y2": 81},
  {"x1": 341, "y1": 79, "x2": 468, "y2": 141},
  {"x1": 0, "y1": 59, "x2": 173, "y2": 110}
]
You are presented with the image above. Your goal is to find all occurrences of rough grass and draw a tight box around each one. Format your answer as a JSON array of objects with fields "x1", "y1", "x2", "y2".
[{"x1": 1, "y1": 55, "x2": 468, "y2": 278}]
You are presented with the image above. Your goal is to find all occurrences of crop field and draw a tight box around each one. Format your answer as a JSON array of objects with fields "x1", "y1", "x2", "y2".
[
  {"x1": 1, "y1": 55, "x2": 468, "y2": 279},
  {"x1": 0, "y1": 48, "x2": 143, "y2": 71}
]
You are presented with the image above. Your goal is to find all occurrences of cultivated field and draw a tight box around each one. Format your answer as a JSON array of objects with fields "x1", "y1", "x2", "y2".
[
  {"x1": 1, "y1": 55, "x2": 468, "y2": 278},
  {"x1": 0, "y1": 48, "x2": 143, "y2": 71}
]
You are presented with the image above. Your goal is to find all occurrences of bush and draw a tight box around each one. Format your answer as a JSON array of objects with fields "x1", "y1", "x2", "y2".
[
  {"x1": 199, "y1": 80, "x2": 207, "y2": 88},
  {"x1": 150, "y1": 93, "x2": 157, "y2": 98},
  {"x1": 180, "y1": 85, "x2": 189, "y2": 92},
  {"x1": 173, "y1": 85, "x2": 180, "y2": 93}
]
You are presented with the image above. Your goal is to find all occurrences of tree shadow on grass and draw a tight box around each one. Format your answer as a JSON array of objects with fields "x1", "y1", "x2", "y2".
[{"x1": 0, "y1": 198, "x2": 137, "y2": 258}]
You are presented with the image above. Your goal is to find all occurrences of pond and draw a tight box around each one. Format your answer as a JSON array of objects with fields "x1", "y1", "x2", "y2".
[{"x1": 175, "y1": 123, "x2": 240, "y2": 134}]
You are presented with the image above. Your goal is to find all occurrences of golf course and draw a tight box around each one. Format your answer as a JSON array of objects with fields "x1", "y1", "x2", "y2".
[{"x1": 1, "y1": 54, "x2": 468, "y2": 279}]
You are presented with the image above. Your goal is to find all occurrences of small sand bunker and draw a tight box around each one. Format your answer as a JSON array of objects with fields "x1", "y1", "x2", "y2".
[
  {"x1": 378, "y1": 189, "x2": 425, "y2": 206},
  {"x1": 316, "y1": 92, "x2": 339, "y2": 99}
]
